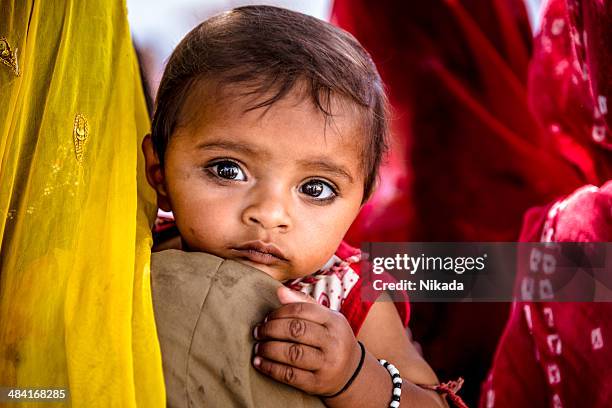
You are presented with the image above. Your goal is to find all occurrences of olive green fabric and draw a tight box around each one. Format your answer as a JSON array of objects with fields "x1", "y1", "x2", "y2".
[{"x1": 151, "y1": 250, "x2": 326, "y2": 408}]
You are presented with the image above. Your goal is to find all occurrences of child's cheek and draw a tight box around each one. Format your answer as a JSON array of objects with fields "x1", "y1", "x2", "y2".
[
  {"x1": 294, "y1": 214, "x2": 347, "y2": 274},
  {"x1": 171, "y1": 188, "x2": 239, "y2": 251}
]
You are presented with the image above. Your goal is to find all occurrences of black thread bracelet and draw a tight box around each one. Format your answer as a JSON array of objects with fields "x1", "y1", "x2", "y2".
[{"x1": 323, "y1": 340, "x2": 366, "y2": 399}]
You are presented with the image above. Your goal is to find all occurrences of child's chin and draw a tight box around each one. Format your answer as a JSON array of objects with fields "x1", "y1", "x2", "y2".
[{"x1": 233, "y1": 259, "x2": 293, "y2": 281}]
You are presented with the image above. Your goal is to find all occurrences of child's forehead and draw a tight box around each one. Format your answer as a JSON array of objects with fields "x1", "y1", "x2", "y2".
[
  {"x1": 169, "y1": 81, "x2": 366, "y2": 177},
  {"x1": 176, "y1": 80, "x2": 367, "y2": 151}
]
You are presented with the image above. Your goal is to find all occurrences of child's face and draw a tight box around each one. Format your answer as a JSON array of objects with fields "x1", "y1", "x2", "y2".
[{"x1": 146, "y1": 86, "x2": 365, "y2": 281}]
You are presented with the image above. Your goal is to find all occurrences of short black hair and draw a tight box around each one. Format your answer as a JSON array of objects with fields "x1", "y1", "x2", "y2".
[{"x1": 151, "y1": 5, "x2": 389, "y2": 199}]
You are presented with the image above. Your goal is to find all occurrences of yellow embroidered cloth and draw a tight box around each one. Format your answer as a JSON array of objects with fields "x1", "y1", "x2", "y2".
[{"x1": 0, "y1": 1, "x2": 165, "y2": 406}]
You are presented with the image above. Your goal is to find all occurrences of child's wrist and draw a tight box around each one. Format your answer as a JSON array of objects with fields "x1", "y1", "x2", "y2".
[
  {"x1": 322, "y1": 348, "x2": 393, "y2": 408},
  {"x1": 321, "y1": 340, "x2": 366, "y2": 399}
]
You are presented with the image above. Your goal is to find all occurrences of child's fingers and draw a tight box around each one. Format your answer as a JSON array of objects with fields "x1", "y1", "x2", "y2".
[
  {"x1": 252, "y1": 355, "x2": 321, "y2": 394},
  {"x1": 254, "y1": 340, "x2": 325, "y2": 371},
  {"x1": 266, "y1": 301, "x2": 331, "y2": 325},
  {"x1": 254, "y1": 317, "x2": 327, "y2": 347}
]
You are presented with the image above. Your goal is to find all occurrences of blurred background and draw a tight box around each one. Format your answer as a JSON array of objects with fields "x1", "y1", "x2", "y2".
[
  {"x1": 127, "y1": 0, "x2": 333, "y2": 97},
  {"x1": 125, "y1": 1, "x2": 593, "y2": 406},
  {"x1": 126, "y1": 0, "x2": 543, "y2": 94}
]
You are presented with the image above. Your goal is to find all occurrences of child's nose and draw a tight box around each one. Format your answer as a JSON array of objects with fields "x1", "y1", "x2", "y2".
[{"x1": 241, "y1": 187, "x2": 292, "y2": 232}]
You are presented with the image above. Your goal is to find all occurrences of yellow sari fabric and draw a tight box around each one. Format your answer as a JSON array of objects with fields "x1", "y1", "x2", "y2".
[{"x1": 0, "y1": 1, "x2": 165, "y2": 406}]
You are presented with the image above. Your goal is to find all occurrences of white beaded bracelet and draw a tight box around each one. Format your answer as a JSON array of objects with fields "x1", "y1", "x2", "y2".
[{"x1": 379, "y1": 359, "x2": 402, "y2": 408}]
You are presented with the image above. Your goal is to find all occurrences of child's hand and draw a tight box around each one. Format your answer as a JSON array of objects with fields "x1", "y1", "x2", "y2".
[{"x1": 252, "y1": 287, "x2": 362, "y2": 397}]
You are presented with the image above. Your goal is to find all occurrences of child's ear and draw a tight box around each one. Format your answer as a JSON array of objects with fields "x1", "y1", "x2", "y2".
[{"x1": 142, "y1": 134, "x2": 172, "y2": 212}]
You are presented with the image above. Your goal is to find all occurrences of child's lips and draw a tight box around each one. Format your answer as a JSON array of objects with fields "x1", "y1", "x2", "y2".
[{"x1": 231, "y1": 241, "x2": 289, "y2": 265}]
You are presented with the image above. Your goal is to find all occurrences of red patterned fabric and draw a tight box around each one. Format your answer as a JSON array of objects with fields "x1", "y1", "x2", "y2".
[
  {"x1": 331, "y1": 1, "x2": 580, "y2": 404},
  {"x1": 527, "y1": 0, "x2": 612, "y2": 185},
  {"x1": 481, "y1": 182, "x2": 612, "y2": 408},
  {"x1": 332, "y1": 0, "x2": 583, "y2": 245},
  {"x1": 566, "y1": 0, "x2": 612, "y2": 151},
  {"x1": 482, "y1": 1, "x2": 612, "y2": 406},
  {"x1": 285, "y1": 241, "x2": 410, "y2": 334}
]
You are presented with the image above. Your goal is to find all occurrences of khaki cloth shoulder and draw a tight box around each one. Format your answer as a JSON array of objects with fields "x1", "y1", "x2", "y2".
[{"x1": 151, "y1": 249, "x2": 325, "y2": 408}]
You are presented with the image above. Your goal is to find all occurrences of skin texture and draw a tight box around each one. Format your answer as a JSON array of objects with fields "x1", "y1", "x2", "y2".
[
  {"x1": 252, "y1": 288, "x2": 446, "y2": 408},
  {"x1": 145, "y1": 85, "x2": 365, "y2": 281},
  {"x1": 143, "y1": 85, "x2": 446, "y2": 407}
]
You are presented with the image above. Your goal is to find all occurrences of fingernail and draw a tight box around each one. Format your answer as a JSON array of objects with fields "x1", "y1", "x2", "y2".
[
  {"x1": 253, "y1": 325, "x2": 260, "y2": 339},
  {"x1": 264, "y1": 314, "x2": 269, "y2": 323},
  {"x1": 253, "y1": 356, "x2": 262, "y2": 367},
  {"x1": 254, "y1": 342, "x2": 260, "y2": 354}
]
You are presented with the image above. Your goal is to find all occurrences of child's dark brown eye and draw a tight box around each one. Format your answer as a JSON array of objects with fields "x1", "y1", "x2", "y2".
[
  {"x1": 299, "y1": 179, "x2": 337, "y2": 200},
  {"x1": 209, "y1": 160, "x2": 246, "y2": 181}
]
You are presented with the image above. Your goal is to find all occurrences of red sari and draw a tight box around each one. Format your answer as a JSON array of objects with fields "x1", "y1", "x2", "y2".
[
  {"x1": 331, "y1": 1, "x2": 586, "y2": 405},
  {"x1": 481, "y1": 182, "x2": 612, "y2": 408},
  {"x1": 482, "y1": 0, "x2": 612, "y2": 406}
]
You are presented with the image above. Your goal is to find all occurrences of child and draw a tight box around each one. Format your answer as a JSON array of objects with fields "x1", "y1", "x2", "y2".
[{"x1": 143, "y1": 5, "x2": 457, "y2": 407}]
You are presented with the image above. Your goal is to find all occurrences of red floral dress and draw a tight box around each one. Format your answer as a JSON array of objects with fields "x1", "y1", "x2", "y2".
[{"x1": 284, "y1": 240, "x2": 410, "y2": 334}]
